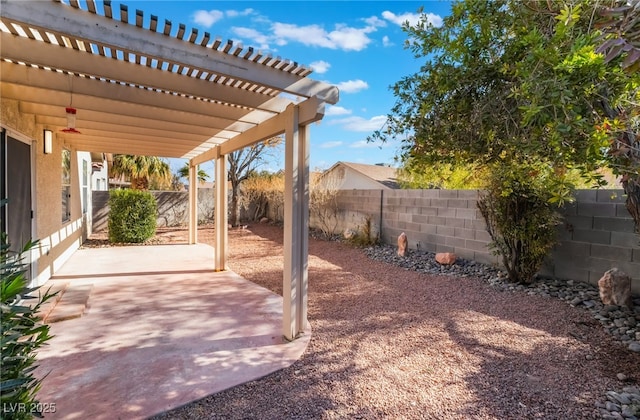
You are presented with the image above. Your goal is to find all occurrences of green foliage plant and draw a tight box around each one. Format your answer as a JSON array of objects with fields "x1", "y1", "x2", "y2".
[
  {"x1": 108, "y1": 189, "x2": 157, "y2": 243},
  {"x1": 370, "y1": 0, "x2": 637, "y2": 281},
  {"x1": 177, "y1": 162, "x2": 209, "y2": 184},
  {"x1": 398, "y1": 161, "x2": 488, "y2": 189},
  {"x1": 110, "y1": 155, "x2": 170, "y2": 191},
  {"x1": 477, "y1": 163, "x2": 564, "y2": 284},
  {"x1": 1, "y1": 201, "x2": 55, "y2": 419}
]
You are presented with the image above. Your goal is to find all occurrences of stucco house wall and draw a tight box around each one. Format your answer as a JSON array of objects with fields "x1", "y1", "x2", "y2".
[
  {"x1": 2, "y1": 98, "x2": 89, "y2": 286},
  {"x1": 318, "y1": 162, "x2": 399, "y2": 191}
]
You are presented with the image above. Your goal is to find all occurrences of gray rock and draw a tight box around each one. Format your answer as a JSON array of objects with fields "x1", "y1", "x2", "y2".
[
  {"x1": 608, "y1": 391, "x2": 632, "y2": 405},
  {"x1": 606, "y1": 401, "x2": 621, "y2": 412},
  {"x1": 621, "y1": 405, "x2": 637, "y2": 418},
  {"x1": 584, "y1": 300, "x2": 596, "y2": 308},
  {"x1": 360, "y1": 242, "x2": 640, "y2": 418}
]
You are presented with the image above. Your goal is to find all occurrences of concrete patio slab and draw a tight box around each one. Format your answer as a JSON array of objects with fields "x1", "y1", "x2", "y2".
[{"x1": 33, "y1": 244, "x2": 310, "y2": 420}]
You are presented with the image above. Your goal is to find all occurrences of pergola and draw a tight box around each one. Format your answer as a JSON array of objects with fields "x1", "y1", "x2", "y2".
[{"x1": 0, "y1": 0, "x2": 339, "y2": 340}]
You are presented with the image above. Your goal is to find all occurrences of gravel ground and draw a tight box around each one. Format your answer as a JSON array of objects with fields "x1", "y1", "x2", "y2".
[{"x1": 112, "y1": 223, "x2": 640, "y2": 420}]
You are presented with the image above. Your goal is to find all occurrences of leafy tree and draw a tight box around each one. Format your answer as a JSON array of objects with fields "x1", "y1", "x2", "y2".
[
  {"x1": 596, "y1": 0, "x2": 640, "y2": 73},
  {"x1": 177, "y1": 162, "x2": 210, "y2": 185},
  {"x1": 478, "y1": 163, "x2": 563, "y2": 283},
  {"x1": 397, "y1": 162, "x2": 488, "y2": 189},
  {"x1": 110, "y1": 155, "x2": 170, "y2": 190},
  {"x1": 228, "y1": 137, "x2": 281, "y2": 226},
  {"x1": 371, "y1": 0, "x2": 636, "y2": 282},
  {"x1": 595, "y1": 0, "x2": 640, "y2": 233}
]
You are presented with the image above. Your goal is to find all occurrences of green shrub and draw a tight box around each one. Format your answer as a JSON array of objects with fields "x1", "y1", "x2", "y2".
[
  {"x1": 397, "y1": 162, "x2": 489, "y2": 190},
  {"x1": 108, "y1": 189, "x2": 157, "y2": 243},
  {"x1": 1, "y1": 200, "x2": 56, "y2": 419},
  {"x1": 477, "y1": 163, "x2": 566, "y2": 284}
]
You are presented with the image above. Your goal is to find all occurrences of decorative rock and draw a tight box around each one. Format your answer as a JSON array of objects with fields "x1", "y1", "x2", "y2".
[
  {"x1": 435, "y1": 252, "x2": 457, "y2": 265},
  {"x1": 397, "y1": 232, "x2": 408, "y2": 257},
  {"x1": 343, "y1": 229, "x2": 356, "y2": 240},
  {"x1": 259, "y1": 217, "x2": 269, "y2": 223},
  {"x1": 608, "y1": 391, "x2": 632, "y2": 405},
  {"x1": 360, "y1": 241, "x2": 640, "y2": 420},
  {"x1": 621, "y1": 406, "x2": 637, "y2": 418},
  {"x1": 605, "y1": 401, "x2": 621, "y2": 412},
  {"x1": 617, "y1": 373, "x2": 628, "y2": 381},
  {"x1": 599, "y1": 268, "x2": 633, "y2": 308}
]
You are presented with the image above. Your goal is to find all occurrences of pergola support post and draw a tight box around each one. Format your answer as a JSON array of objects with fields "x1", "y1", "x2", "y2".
[
  {"x1": 214, "y1": 154, "x2": 228, "y2": 271},
  {"x1": 188, "y1": 162, "x2": 198, "y2": 244},
  {"x1": 283, "y1": 104, "x2": 309, "y2": 341}
]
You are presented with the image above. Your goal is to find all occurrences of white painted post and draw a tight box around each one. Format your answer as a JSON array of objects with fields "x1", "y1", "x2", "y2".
[
  {"x1": 188, "y1": 161, "x2": 198, "y2": 244},
  {"x1": 214, "y1": 154, "x2": 228, "y2": 271},
  {"x1": 283, "y1": 104, "x2": 309, "y2": 340},
  {"x1": 297, "y1": 123, "x2": 310, "y2": 334},
  {"x1": 283, "y1": 104, "x2": 298, "y2": 340}
]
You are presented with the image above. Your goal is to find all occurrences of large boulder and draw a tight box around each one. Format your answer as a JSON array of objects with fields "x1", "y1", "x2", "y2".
[
  {"x1": 436, "y1": 252, "x2": 457, "y2": 265},
  {"x1": 397, "y1": 232, "x2": 408, "y2": 257},
  {"x1": 598, "y1": 268, "x2": 633, "y2": 308}
]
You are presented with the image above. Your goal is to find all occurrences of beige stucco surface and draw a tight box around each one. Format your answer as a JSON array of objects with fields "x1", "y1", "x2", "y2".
[{"x1": 2, "y1": 98, "x2": 85, "y2": 285}]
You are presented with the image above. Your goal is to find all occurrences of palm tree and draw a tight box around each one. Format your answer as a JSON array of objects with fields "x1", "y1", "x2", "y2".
[
  {"x1": 177, "y1": 162, "x2": 209, "y2": 184},
  {"x1": 110, "y1": 155, "x2": 170, "y2": 190}
]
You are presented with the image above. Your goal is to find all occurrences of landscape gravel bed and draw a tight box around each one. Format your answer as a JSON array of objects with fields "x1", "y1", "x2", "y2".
[
  {"x1": 144, "y1": 224, "x2": 640, "y2": 420},
  {"x1": 364, "y1": 243, "x2": 640, "y2": 419}
]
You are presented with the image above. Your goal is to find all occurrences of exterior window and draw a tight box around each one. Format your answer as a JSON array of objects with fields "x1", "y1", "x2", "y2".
[{"x1": 62, "y1": 148, "x2": 71, "y2": 222}]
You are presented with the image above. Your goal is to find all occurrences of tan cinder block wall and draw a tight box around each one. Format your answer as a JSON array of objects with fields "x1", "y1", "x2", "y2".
[
  {"x1": 2, "y1": 99, "x2": 85, "y2": 286},
  {"x1": 321, "y1": 189, "x2": 639, "y2": 294}
]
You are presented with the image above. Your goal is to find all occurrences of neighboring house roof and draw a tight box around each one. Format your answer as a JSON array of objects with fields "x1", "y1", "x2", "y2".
[{"x1": 322, "y1": 161, "x2": 400, "y2": 190}]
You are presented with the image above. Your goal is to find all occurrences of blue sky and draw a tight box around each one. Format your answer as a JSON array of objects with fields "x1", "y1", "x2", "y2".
[{"x1": 116, "y1": 1, "x2": 453, "y2": 175}]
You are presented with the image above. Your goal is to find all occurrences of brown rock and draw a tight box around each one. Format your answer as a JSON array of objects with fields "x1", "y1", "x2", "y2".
[
  {"x1": 435, "y1": 252, "x2": 457, "y2": 265},
  {"x1": 598, "y1": 268, "x2": 633, "y2": 308},
  {"x1": 397, "y1": 232, "x2": 408, "y2": 257},
  {"x1": 343, "y1": 229, "x2": 356, "y2": 240}
]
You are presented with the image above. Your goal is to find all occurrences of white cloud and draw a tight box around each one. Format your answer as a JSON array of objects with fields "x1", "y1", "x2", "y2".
[
  {"x1": 309, "y1": 60, "x2": 331, "y2": 74},
  {"x1": 364, "y1": 16, "x2": 387, "y2": 28},
  {"x1": 231, "y1": 27, "x2": 270, "y2": 48},
  {"x1": 193, "y1": 8, "x2": 255, "y2": 28},
  {"x1": 331, "y1": 115, "x2": 387, "y2": 132},
  {"x1": 382, "y1": 35, "x2": 392, "y2": 47},
  {"x1": 226, "y1": 8, "x2": 254, "y2": 18},
  {"x1": 271, "y1": 22, "x2": 374, "y2": 51},
  {"x1": 382, "y1": 11, "x2": 443, "y2": 28},
  {"x1": 320, "y1": 141, "x2": 344, "y2": 149},
  {"x1": 325, "y1": 105, "x2": 352, "y2": 116},
  {"x1": 193, "y1": 10, "x2": 224, "y2": 27},
  {"x1": 337, "y1": 79, "x2": 369, "y2": 94}
]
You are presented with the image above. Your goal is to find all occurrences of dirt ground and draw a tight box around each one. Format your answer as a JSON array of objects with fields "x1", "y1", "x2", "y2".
[{"x1": 88, "y1": 223, "x2": 640, "y2": 419}]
